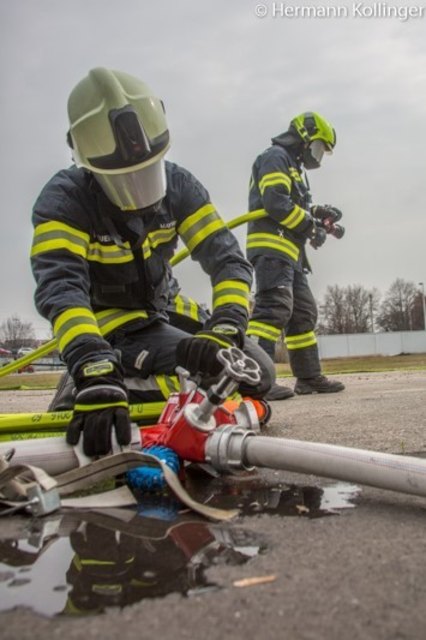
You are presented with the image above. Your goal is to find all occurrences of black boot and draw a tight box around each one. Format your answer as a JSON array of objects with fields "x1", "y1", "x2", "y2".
[
  {"x1": 265, "y1": 383, "x2": 295, "y2": 401},
  {"x1": 294, "y1": 375, "x2": 345, "y2": 395}
]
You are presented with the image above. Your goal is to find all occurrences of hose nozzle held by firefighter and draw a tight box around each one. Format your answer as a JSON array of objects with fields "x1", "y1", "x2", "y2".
[{"x1": 312, "y1": 204, "x2": 345, "y2": 239}]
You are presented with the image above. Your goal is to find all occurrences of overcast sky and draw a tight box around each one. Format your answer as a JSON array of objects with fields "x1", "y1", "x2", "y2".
[{"x1": 1, "y1": 0, "x2": 425, "y2": 338}]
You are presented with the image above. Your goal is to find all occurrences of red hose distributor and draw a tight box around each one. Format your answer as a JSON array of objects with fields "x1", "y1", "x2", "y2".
[{"x1": 140, "y1": 348, "x2": 268, "y2": 463}]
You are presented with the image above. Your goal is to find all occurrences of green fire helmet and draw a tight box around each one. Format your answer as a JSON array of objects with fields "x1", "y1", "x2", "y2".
[
  {"x1": 67, "y1": 67, "x2": 170, "y2": 211},
  {"x1": 290, "y1": 112, "x2": 336, "y2": 150},
  {"x1": 289, "y1": 112, "x2": 336, "y2": 169}
]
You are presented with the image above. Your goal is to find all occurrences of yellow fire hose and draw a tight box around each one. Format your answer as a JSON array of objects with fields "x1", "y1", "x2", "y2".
[
  {"x1": 0, "y1": 402, "x2": 165, "y2": 438},
  {"x1": 0, "y1": 339, "x2": 57, "y2": 378}
]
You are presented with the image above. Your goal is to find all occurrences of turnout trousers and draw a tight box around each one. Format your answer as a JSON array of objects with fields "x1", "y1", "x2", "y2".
[
  {"x1": 247, "y1": 256, "x2": 321, "y2": 379},
  {"x1": 49, "y1": 294, "x2": 275, "y2": 410}
]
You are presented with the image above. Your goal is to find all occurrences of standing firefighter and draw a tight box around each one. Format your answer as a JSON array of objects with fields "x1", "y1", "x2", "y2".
[
  {"x1": 30, "y1": 68, "x2": 274, "y2": 457},
  {"x1": 246, "y1": 112, "x2": 345, "y2": 400}
]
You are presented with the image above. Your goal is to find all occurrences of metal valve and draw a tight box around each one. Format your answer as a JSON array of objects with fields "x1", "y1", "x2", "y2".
[
  {"x1": 216, "y1": 347, "x2": 261, "y2": 387},
  {"x1": 183, "y1": 347, "x2": 261, "y2": 431}
]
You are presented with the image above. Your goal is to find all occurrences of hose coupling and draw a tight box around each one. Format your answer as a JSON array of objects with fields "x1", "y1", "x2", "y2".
[{"x1": 205, "y1": 425, "x2": 256, "y2": 474}]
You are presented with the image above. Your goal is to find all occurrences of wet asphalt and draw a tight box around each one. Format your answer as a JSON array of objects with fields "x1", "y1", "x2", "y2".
[{"x1": 0, "y1": 370, "x2": 426, "y2": 640}]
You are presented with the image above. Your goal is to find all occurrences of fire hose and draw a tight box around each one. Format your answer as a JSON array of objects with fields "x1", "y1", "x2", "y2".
[{"x1": 1, "y1": 348, "x2": 426, "y2": 524}]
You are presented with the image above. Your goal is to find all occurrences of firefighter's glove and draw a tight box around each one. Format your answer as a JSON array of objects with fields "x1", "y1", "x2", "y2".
[
  {"x1": 66, "y1": 359, "x2": 131, "y2": 457},
  {"x1": 312, "y1": 204, "x2": 343, "y2": 224},
  {"x1": 176, "y1": 324, "x2": 243, "y2": 379},
  {"x1": 68, "y1": 524, "x2": 135, "y2": 611},
  {"x1": 309, "y1": 224, "x2": 327, "y2": 249}
]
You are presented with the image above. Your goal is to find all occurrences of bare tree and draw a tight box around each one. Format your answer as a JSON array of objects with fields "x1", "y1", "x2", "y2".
[
  {"x1": 0, "y1": 315, "x2": 36, "y2": 353},
  {"x1": 346, "y1": 285, "x2": 380, "y2": 333},
  {"x1": 318, "y1": 285, "x2": 346, "y2": 334},
  {"x1": 376, "y1": 279, "x2": 420, "y2": 331},
  {"x1": 318, "y1": 284, "x2": 380, "y2": 334}
]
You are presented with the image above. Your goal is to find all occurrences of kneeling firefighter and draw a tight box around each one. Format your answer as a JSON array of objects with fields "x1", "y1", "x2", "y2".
[
  {"x1": 246, "y1": 112, "x2": 345, "y2": 400},
  {"x1": 31, "y1": 67, "x2": 274, "y2": 457}
]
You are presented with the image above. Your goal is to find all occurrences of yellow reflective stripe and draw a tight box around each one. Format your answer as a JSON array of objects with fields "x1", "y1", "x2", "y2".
[
  {"x1": 214, "y1": 294, "x2": 250, "y2": 309},
  {"x1": 94, "y1": 309, "x2": 148, "y2": 336},
  {"x1": 31, "y1": 221, "x2": 90, "y2": 259},
  {"x1": 155, "y1": 374, "x2": 180, "y2": 399},
  {"x1": 174, "y1": 295, "x2": 185, "y2": 315},
  {"x1": 286, "y1": 330, "x2": 316, "y2": 343},
  {"x1": 246, "y1": 233, "x2": 299, "y2": 261},
  {"x1": 289, "y1": 167, "x2": 303, "y2": 182},
  {"x1": 31, "y1": 238, "x2": 87, "y2": 259},
  {"x1": 185, "y1": 219, "x2": 225, "y2": 252},
  {"x1": 178, "y1": 204, "x2": 225, "y2": 252},
  {"x1": 247, "y1": 320, "x2": 281, "y2": 341},
  {"x1": 53, "y1": 307, "x2": 102, "y2": 352},
  {"x1": 196, "y1": 332, "x2": 231, "y2": 349},
  {"x1": 285, "y1": 331, "x2": 317, "y2": 350},
  {"x1": 87, "y1": 242, "x2": 133, "y2": 264},
  {"x1": 141, "y1": 239, "x2": 152, "y2": 260},
  {"x1": 259, "y1": 172, "x2": 291, "y2": 195},
  {"x1": 260, "y1": 177, "x2": 291, "y2": 193},
  {"x1": 33, "y1": 220, "x2": 89, "y2": 242},
  {"x1": 188, "y1": 299, "x2": 200, "y2": 321},
  {"x1": 55, "y1": 324, "x2": 101, "y2": 353},
  {"x1": 174, "y1": 295, "x2": 186, "y2": 316},
  {"x1": 280, "y1": 205, "x2": 306, "y2": 230},
  {"x1": 213, "y1": 281, "x2": 250, "y2": 311},
  {"x1": 178, "y1": 203, "x2": 216, "y2": 236},
  {"x1": 172, "y1": 295, "x2": 200, "y2": 321},
  {"x1": 74, "y1": 401, "x2": 128, "y2": 411},
  {"x1": 147, "y1": 227, "x2": 177, "y2": 248}
]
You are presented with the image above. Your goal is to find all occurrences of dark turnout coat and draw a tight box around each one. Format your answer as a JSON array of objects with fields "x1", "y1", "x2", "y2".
[{"x1": 31, "y1": 161, "x2": 252, "y2": 374}]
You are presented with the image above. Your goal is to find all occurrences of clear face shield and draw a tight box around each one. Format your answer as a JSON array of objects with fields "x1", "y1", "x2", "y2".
[
  {"x1": 94, "y1": 158, "x2": 167, "y2": 212},
  {"x1": 303, "y1": 139, "x2": 333, "y2": 170}
]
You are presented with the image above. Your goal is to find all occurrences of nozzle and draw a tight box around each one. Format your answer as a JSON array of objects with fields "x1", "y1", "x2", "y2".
[{"x1": 329, "y1": 223, "x2": 345, "y2": 239}]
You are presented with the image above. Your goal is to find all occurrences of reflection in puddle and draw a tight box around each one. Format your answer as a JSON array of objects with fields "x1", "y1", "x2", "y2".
[
  {"x1": 0, "y1": 506, "x2": 266, "y2": 616},
  {"x1": 186, "y1": 471, "x2": 360, "y2": 519},
  {"x1": 0, "y1": 475, "x2": 360, "y2": 617}
]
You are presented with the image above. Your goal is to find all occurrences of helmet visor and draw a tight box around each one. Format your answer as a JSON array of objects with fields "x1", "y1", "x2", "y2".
[
  {"x1": 309, "y1": 139, "x2": 333, "y2": 165},
  {"x1": 94, "y1": 159, "x2": 166, "y2": 211}
]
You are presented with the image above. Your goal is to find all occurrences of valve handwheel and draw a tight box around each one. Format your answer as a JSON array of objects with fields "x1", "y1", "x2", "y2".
[{"x1": 217, "y1": 347, "x2": 261, "y2": 386}]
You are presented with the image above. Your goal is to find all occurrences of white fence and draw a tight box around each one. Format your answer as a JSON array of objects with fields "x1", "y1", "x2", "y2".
[{"x1": 317, "y1": 331, "x2": 426, "y2": 359}]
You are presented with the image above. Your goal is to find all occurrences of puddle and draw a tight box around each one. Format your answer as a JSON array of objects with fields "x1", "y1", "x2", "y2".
[
  {"x1": 185, "y1": 471, "x2": 361, "y2": 518},
  {"x1": 0, "y1": 476, "x2": 360, "y2": 617},
  {"x1": 0, "y1": 503, "x2": 266, "y2": 616}
]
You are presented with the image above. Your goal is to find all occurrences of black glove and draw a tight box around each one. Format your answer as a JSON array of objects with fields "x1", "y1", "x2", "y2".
[
  {"x1": 176, "y1": 324, "x2": 243, "y2": 379},
  {"x1": 311, "y1": 204, "x2": 343, "y2": 224},
  {"x1": 66, "y1": 359, "x2": 131, "y2": 457},
  {"x1": 309, "y1": 224, "x2": 327, "y2": 249},
  {"x1": 68, "y1": 524, "x2": 135, "y2": 612}
]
